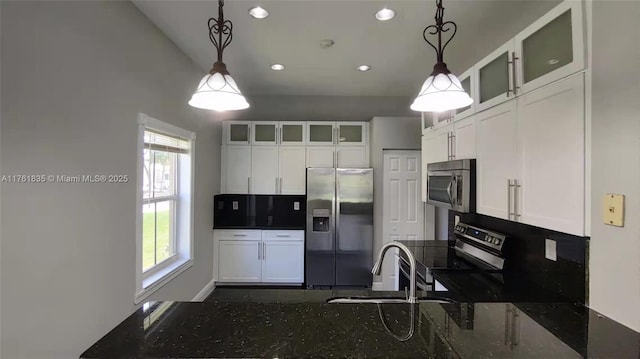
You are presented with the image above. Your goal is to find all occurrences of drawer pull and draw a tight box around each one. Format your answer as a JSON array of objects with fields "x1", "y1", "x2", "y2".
[
  {"x1": 276, "y1": 234, "x2": 291, "y2": 237},
  {"x1": 233, "y1": 234, "x2": 247, "y2": 237}
]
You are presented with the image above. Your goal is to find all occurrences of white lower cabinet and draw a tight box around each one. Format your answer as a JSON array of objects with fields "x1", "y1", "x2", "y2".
[
  {"x1": 218, "y1": 240, "x2": 262, "y2": 282},
  {"x1": 262, "y1": 240, "x2": 304, "y2": 283},
  {"x1": 214, "y1": 229, "x2": 304, "y2": 284}
]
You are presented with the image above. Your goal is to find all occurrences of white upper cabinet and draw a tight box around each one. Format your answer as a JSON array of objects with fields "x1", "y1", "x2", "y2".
[
  {"x1": 476, "y1": 101, "x2": 519, "y2": 220},
  {"x1": 421, "y1": 135, "x2": 428, "y2": 202},
  {"x1": 280, "y1": 122, "x2": 306, "y2": 146},
  {"x1": 454, "y1": 116, "x2": 477, "y2": 160},
  {"x1": 278, "y1": 146, "x2": 306, "y2": 194},
  {"x1": 423, "y1": 124, "x2": 451, "y2": 165},
  {"x1": 454, "y1": 68, "x2": 476, "y2": 120},
  {"x1": 224, "y1": 121, "x2": 252, "y2": 145},
  {"x1": 307, "y1": 122, "x2": 336, "y2": 146},
  {"x1": 306, "y1": 146, "x2": 336, "y2": 168},
  {"x1": 475, "y1": 40, "x2": 517, "y2": 112},
  {"x1": 251, "y1": 122, "x2": 278, "y2": 146},
  {"x1": 336, "y1": 146, "x2": 369, "y2": 168},
  {"x1": 336, "y1": 122, "x2": 367, "y2": 146},
  {"x1": 517, "y1": 73, "x2": 585, "y2": 236},
  {"x1": 250, "y1": 145, "x2": 279, "y2": 194},
  {"x1": 515, "y1": 0, "x2": 584, "y2": 95},
  {"x1": 222, "y1": 145, "x2": 251, "y2": 194}
]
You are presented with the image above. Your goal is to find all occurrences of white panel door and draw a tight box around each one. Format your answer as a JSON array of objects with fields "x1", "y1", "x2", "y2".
[
  {"x1": 261, "y1": 240, "x2": 304, "y2": 283},
  {"x1": 306, "y1": 146, "x2": 335, "y2": 168},
  {"x1": 278, "y1": 146, "x2": 306, "y2": 194},
  {"x1": 222, "y1": 145, "x2": 251, "y2": 194},
  {"x1": 218, "y1": 240, "x2": 261, "y2": 282},
  {"x1": 454, "y1": 115, "x2": 477, "y2": 160},
  {"x1": 381, "y1": 150, "x2": 424, "y2": 291},
  {"x1": 476, "y1": 100, "x2": 518, "y2": 220},
  {"x1": 251, "y1": 145, "x2": 279, "y2": 194},
  {"x1": 336, "y1": 146, "x2": 368, "y2": 168},
  {"x1": 517, "y1": 74, "x2": 585, "y2": 235}
]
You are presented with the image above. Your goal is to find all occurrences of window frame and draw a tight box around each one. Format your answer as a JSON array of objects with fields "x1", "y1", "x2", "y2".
[{"x1": 135, "y1": 113, "x2": 196, "y2": 304}]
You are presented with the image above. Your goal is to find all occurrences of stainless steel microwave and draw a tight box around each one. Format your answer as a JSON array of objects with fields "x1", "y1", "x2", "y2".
[{"x1": 426, "y1": 159, "x2": 475, "y2": 213}]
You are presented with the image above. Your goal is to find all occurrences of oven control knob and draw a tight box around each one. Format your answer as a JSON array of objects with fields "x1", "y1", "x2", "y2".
[{"x1": 494, "y1": 239, "x2": 502, "y2": 245}]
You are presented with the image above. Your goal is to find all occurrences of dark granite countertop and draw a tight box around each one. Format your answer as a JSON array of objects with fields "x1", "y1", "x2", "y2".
[{"x1": 81, "y1": 292, "x2": 639, "y2": 358}]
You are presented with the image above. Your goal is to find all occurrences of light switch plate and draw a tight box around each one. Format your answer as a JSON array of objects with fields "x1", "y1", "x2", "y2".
[
  {"x1": 232, "y1": 201, "x2": 239, "y2": 210},
  {"x1": 545, "y1": 239, "x2": 557, "y2": 261},
  {"x1": 603, "y1": 194, "x2": 624, "y2": 227},
  {"x1": 294, "y1": 202, "x2": 300, "y2": 211}
]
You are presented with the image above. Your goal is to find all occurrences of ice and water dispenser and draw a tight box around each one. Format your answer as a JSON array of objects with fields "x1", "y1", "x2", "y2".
[{"x1": 312, "y1": 209, "x2": 330, "y2": 232}]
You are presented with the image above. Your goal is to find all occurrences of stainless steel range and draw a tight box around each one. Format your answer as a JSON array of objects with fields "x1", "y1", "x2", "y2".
[
  {"x1": 397, "y1": 222, "x2": 508, "y2": 295},
  {"x1": 452, "y1": 222, "x2": 507, "y2": 270}
]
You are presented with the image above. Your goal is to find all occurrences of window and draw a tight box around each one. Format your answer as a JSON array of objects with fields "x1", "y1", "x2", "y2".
[{"x1": 135, "y1": 113, "x2": 195, "y2": 304}]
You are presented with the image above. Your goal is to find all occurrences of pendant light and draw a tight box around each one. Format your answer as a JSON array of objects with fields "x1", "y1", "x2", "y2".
[
  {"x1": 410, "y1": 0, "x2": 472, "y2": 112},
  {"x1": 188, "y1": 0, "x2": 249, "y2": 112}
]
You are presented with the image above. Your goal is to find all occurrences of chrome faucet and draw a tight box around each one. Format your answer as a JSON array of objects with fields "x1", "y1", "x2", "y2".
[{"x1": 372, "y1": 242, "x2": 417, "y2": 303}]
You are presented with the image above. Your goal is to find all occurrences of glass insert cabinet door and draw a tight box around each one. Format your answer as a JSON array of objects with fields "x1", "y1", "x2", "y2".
[
  {"x1": 251, "y1": 122, "x2": 278, "y2": 145},
  {"x1": 280, "y1": 122, "x2": 306, "y2": 145},
  {"x1": 224, "y1": 121, "x2": 251, "y2": 145},
  {"x1": 455, "y1": 68, "x2": 475, "y2": 120},
  {"x1": 336, "y1": 122, "x2": 366, "y2": 146},
  {"x1": 515, "y1": 0, "x2": 584, "y2": 94},
  {"x1": 307, "y1": 122, "x2": 336, "y2": 146},
  {"x1": 475, "y1": 40, "x2": 515, "y2": 112}
]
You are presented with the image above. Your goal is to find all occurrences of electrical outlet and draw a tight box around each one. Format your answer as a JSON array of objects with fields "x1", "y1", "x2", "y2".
[
  {"x1": 454, "y1": 215, "x2": 460, "y2": 225},
  {"x1": 232, "y1": 201, "x2": 239, "y2": 210},
  {"x1": 545, "y1": 239, "x2": 557, "y2": 261},
  {"x1": 294, "y1": 202, "x2": 300, "y2": 211}
]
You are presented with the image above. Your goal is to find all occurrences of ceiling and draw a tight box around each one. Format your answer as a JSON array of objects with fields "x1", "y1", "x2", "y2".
[{"x1": 133, "y1": 0, "x2": 560, "y2": 97}]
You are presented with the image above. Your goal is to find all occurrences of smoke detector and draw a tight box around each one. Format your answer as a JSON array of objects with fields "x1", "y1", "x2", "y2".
[{"x1": 320, "y1": 39, "x2": 335, "y2": 49}]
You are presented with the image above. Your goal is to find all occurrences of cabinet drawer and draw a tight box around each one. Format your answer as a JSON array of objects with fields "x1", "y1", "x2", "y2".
[
  {"x1": 262, "y1": 230, "x2": 304, "y2": 242},
  {"x1": 215, "y1": 229, "x2": 262, "y2": 241}
]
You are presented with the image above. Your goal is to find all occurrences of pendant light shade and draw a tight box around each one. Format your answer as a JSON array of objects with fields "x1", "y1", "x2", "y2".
[
  {"x1": 410, "y1": 66, "x2": 473, "y2": 112},
  {"x1": 411, "y1": 0, "x2": 472, "y2": 112},
  {"x1": 189, "y1": 0, "x2": 249, "y2": 112},
  {"x1": 189, "y1": 64, "x2": 249, "y2": 112}
]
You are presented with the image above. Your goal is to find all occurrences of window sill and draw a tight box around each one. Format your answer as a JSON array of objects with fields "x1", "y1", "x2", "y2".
[{"x1": 135, "y1": 258, "x2": 193, "y2": 304}]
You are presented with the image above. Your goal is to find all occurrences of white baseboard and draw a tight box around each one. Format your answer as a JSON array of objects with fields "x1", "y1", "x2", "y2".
[
  {"x1": 192, "y1": 279, "x2": 216, "y2": 302},
  {"x1": 372, "y1": 281, "x2": 383, "y2": 291}
]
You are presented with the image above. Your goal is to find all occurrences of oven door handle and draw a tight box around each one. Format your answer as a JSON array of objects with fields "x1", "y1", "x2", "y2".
[{"x1": 446, "y1": 176, "x2": 455, "y2": 208}]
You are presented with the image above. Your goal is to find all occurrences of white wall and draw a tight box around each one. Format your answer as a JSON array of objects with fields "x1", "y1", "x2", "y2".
[
  {"x1": 589, "y1": 1, "x2": 640, "y2": 332},
  {"x1": 0, "y1": 1, "x2": 221, "y2": 358},
  {"x1": 369, "y1": 117, "x2": 421, "y2": 288}
]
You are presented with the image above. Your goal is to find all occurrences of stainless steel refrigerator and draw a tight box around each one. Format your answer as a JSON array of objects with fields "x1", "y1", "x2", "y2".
[{"x1": 306, "y1": 168, "x2": 373, "y2": 288}]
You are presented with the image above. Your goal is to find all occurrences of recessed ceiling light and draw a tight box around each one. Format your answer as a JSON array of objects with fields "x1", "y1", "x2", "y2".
[
  {"x1": 357, "y1": 65, "x2": 371, "y2": 72},
  {"x1": 270, "y1": 64, "x2": 285, "y2": 71},
  {"x1": 249, "y1": 6, "x2": 269, "y2": 19},
  {"x1": 375, "y1": 8, "x2": 395, "y2": 21}
]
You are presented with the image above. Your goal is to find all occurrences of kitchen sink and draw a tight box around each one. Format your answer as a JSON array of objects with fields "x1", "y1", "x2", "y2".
[{"x1": 326, "y1": 297, "x2": 456, "y2": 304}]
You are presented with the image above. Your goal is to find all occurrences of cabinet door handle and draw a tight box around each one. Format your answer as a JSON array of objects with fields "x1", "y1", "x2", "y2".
[
  {"x1": 513, "y1": 179, "x2": 521, "y2": 219},
  {"x1": 258, "y1": 242, "x2": 261, "y2": 260},
  {"x1": 280, "y1": 177, "x2": 283, "y2": 193},
  {"x1": 248, "y1": 125, "x2": 251, "y2": 144},
  {"x1": 507, "y1": 179, "x2": 513, "y2": 220},
  {"x1": 248, "y1": 177, "x2": 251, "y2": 193},
  {"x1": 336, "y1": 151, "x2": 340, "y2": 167},
  {"x1": 511, "y1": 52, "x2": 520, "y2": 96},
  {"x1": 451, "y1": 133, "x2": 456, "y2": 159},
  {"x1": 263, "y1": 242, "x2": 266, "y2": 260}
]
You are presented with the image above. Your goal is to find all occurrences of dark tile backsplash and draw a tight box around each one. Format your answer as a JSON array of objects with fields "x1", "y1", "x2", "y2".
[
  {"x1": 449, "y1": 211, "x2": 588, "y2": 303},
  {"x1": 214, "y1": 194, "x2": 306, "y2": 229}
]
